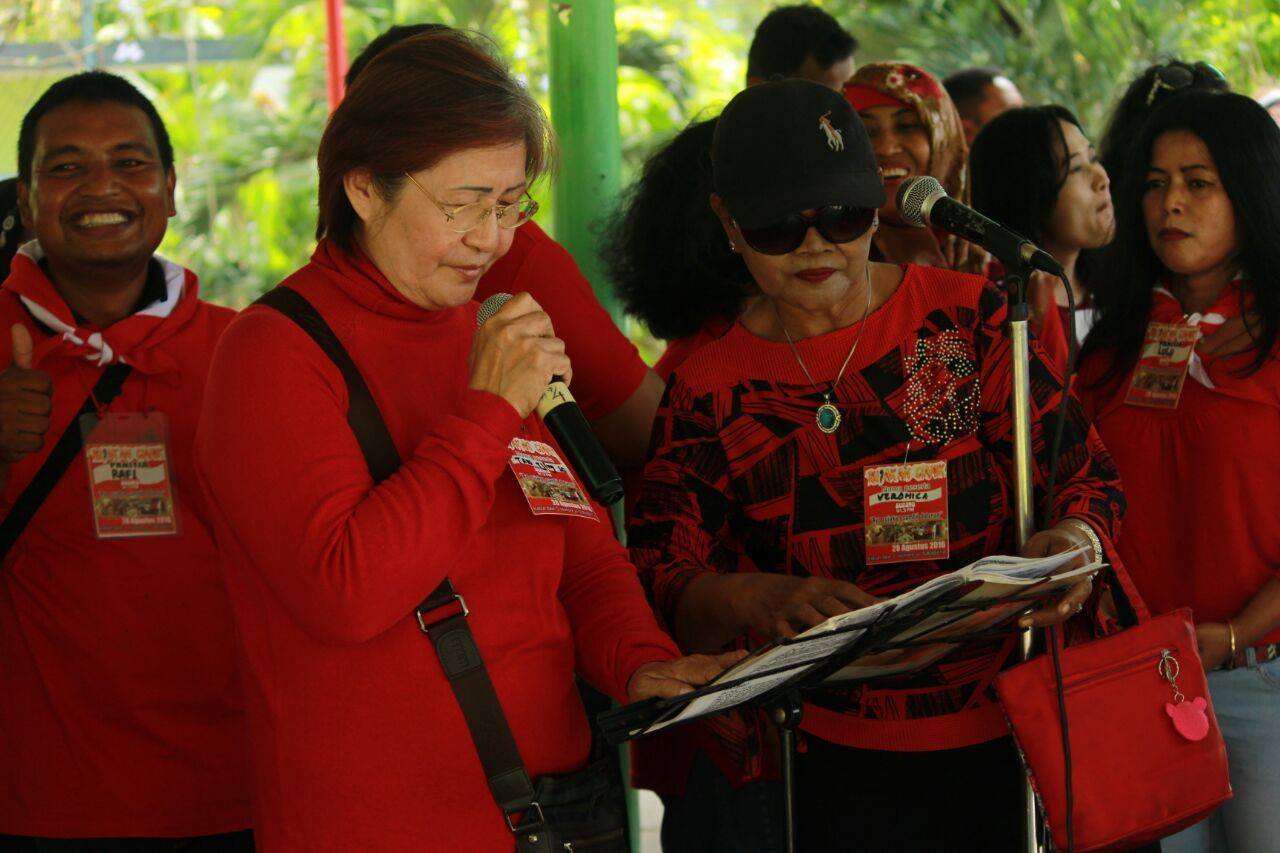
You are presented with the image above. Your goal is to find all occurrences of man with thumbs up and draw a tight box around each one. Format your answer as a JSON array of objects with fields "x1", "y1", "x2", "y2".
[
  {"x1": 0, "y1": 73, "x2": 251, "y2": 848},
  {"x1": 0, "y1": 325, "x2": 52, "y2": 470}
]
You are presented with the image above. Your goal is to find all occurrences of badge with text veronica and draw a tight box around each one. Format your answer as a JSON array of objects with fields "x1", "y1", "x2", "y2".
[
  {"x1": 507, "y1": 437, "x2": 598, "y2": 521},
  {"x1": 79, "y1": 412, "x2": 180, "y2": 538},
  {"x1": 1125, "y1": 322, "x2": 1201, "y2": 409},
  {"x1": 863, "y1": 461, "x2": 949, "y2": 564}
]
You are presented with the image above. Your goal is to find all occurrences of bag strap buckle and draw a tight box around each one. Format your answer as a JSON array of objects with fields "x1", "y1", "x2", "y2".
[
  {"x1": 416, "y1": 593, "x2": 469, "y2": 634},
  {"x1": 505, "y1": 801, "x2": 545, "y2": 834}
]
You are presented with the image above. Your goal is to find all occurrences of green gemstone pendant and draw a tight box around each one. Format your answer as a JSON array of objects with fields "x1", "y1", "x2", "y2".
[{"x1": 816, "y1": 402, "x2": 842, "y2": 434}]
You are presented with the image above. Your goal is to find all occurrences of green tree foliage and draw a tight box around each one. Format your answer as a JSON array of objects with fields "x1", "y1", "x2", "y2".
[{"x1": 1, "y1": 0, "x2": 1277, "y2": 313}]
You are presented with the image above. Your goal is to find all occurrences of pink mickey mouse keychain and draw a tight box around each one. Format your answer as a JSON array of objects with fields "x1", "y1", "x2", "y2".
[{"x1": 1160, "y1": 649, "x2": 1210, "y2": 742}]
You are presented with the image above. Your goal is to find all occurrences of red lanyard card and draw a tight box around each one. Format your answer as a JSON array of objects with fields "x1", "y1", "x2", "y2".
[
  {"x1": 507, "y1": 437, "x2": 598, "y2": 522},
  {"x1": 79, "y1": 412, "x2": 181, "y2": 539},
  {"x1": 864, "y1": 460, "x2": 949, "y2": 565},
  {"x1": 1125, "y1": 321, "x2": 1201, "y2": 409}
]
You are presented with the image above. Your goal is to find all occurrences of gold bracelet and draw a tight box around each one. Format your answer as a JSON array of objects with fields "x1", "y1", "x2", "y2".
[
  {"x1": 1227, "y1": 621, "x2": 1238, "y2": 669},
  {"x1": 1063, "y1": 518, "x2": 1103, "y2": 564}
]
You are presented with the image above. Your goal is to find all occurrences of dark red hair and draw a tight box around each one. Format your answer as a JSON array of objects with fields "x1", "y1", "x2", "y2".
[{"x1": 316, "y1": 30, "x2": 553, "y2": 250}]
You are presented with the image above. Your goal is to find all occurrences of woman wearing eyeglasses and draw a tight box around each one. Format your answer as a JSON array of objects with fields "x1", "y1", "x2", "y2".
[
  {"x1": 842, "y1": 62, "x2": 986, "y2": 274},
  {"x1": 192, "y1": 31, "x2": 738, "y2": 851},
  {"x1": 630, "y1": 79, "x2": 1133, "y2": 852},
  {"x1": 1079, "y1": 91, "x2": 1280, "y2": 853}
]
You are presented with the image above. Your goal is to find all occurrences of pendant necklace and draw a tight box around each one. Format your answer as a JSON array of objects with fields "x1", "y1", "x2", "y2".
[{"x1": 777, "y1": 266, "x2": 873, "y2": 435}]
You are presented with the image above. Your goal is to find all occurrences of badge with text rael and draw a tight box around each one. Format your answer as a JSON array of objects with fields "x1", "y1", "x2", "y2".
[
  {"x1": 79, "y1": 412, "x2": 180, "y2": 538},
  {"x1": 507, "y1": 436, "x2": 598, "y2": 521},
  {"x1": 863, "y1": 460, "x2": 949, "y2": 565},
  {"x1": 1125, "y1": 322, "x2": 1201, "y2": 409}
]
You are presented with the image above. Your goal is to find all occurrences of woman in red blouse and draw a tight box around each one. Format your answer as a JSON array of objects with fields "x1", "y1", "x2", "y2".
[
  {"x1": 194, "y1": 31, "x2": 735, "y2": 851},
  {"x1": 1079, "y1": 91, "x2": 1280, "y2": 853},
  {"x1": 631, "y1": 79, "x2": 1132, "y2": 852}
]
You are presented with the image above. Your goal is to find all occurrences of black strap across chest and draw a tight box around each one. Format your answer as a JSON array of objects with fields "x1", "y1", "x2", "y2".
[{"x1": 254, "y1": 286, "x2": 544, "y2": 833}]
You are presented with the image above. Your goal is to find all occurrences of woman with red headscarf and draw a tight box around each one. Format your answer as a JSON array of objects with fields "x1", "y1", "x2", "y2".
[{"x1": 844, "y1": 62, "x2": 985, "y2": 274}]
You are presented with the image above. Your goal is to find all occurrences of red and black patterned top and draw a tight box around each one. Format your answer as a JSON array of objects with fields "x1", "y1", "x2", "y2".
[{"x1": 630, "y1": 264, "x2": 1129, "y2": 780}]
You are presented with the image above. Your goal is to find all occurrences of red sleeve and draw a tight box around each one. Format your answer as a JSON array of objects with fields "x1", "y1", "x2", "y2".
[
  {"x1": 558, "y1": 509, "x2": 679, "y2": 702},
  {"x1": 1032, "y1": 298, "x2": 1069, "y2": 376},
  {"x1": 194, "y1": 309, "x2": 523, "y2": 645},
  {"x1": 627, "y1": 375, "x2": 740, "y2": 637},
  {"x1": 476, "y1": 223, "x2": 648, "y2": 420},
  {"x1": 972, "y1": 283, "x2": 1124, "y2": 540}
]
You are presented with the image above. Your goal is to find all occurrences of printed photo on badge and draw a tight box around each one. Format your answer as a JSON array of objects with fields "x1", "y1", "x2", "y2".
[
  {"x1": 80, "y1": 411, "x2": 181, "y2": 539},
  {"x1": 507, "y1": 436, "x2": 598, "y2": 522},
  {"x1": 863, "y1": 460, "x2": 950, "y2": 564}
]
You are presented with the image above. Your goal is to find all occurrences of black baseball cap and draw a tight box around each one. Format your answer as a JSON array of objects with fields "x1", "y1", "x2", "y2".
[{"x1": 713, "y1": 79, "x2": 884, "y2": 228}]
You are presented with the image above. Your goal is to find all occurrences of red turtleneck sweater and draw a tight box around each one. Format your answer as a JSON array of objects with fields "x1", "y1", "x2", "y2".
[{"x1": 195, "y1": 241, "x2": 678, "y2": 851}]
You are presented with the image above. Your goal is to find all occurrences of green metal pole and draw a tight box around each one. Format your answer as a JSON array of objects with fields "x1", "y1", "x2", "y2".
[
  {"x1": 547, "y1": 0, "x2": 624, "y2": 322},
  {"x1": 548, "y1": 8, "x2": 640, "y2": 847}
]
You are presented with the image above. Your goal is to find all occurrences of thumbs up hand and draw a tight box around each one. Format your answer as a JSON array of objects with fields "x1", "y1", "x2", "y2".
[{"x1": 0, "y1": 324, "x2": 53, "y2": 463}]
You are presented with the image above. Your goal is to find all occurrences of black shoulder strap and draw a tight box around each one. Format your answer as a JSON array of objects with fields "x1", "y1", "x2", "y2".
[
  {"x1": 254, "y1": 286, "x2": 543, "y2": 838},
  {"x1": 0, "y1": 362, "x2": 132, "y2": 563},
  {"x1": 255, "y1": 287, "x2": 401, "y2": 483}
]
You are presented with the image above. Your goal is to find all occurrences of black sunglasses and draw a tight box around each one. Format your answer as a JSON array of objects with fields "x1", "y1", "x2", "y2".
[
  {"x1": 1145, "y1": 62, "x2": 1227, "y2": 106},
  {"x1": 737, "y1": 205, "x2": 876, "y2": 256}
]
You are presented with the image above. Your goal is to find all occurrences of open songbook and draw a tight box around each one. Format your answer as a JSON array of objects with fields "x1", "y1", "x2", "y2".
[{"x1": 599, "y1": 547, "x2": 1102, "y2": 743}]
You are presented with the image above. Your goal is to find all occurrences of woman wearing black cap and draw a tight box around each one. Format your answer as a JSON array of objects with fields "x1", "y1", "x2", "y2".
[{"x1": 629, "y1": 79, "x2": 1138, "y2": 851}]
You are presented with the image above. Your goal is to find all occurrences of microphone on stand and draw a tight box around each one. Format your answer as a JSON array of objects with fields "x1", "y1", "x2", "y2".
[
  {"x1": 476, "y1": 293, "x2": 624, "y2": 507},
  {"x1": 895, "y1": 175, "x2": 1064, "y2": 275}
]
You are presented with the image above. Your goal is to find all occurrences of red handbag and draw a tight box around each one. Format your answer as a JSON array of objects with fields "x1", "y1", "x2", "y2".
[{"x1": 994, "y1": 607, "x2": 1232, "y2": 852}]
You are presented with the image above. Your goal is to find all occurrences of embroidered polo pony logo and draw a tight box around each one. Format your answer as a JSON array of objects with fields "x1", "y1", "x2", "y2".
[{"x1": 819, "y1": 111, "x2": 844, "y2": 151}]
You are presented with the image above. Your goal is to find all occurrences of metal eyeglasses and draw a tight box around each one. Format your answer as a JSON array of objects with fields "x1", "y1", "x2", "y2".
[{"x1": 403, "y1": 172, "x2": 538, "y2": 232}]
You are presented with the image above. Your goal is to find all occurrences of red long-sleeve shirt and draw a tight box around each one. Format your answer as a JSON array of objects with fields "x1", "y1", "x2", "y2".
[
  {"x1": 1079, "y1": 331, "x2": 1280, "y2": 645},
  {"x1": 630, "y1": 265, "x2": 1131, "y2": 783},
  {"x1": 194, "y1": 240, "x2": 678, "y2": 851},
  {"x1": 476, "y1": 221, "x2": 648, "y2": 421},
  {"x1": 0, "y1": 256, "x2": 248, "y2": 837}
]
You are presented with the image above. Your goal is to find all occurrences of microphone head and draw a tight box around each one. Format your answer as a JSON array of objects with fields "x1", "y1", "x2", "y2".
[
  {"x1": 476, "y1": 292, "x2": 513, "y2": 328},
  {"x1": 895, "y1": 175, "x2": 947, "y2": 228}
]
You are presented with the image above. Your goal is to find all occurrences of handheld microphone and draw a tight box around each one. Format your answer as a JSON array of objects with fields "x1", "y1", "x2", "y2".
[
  {"x1": 895, "y1": 176, "x2": 1064, "y2": 275},
  {"x1": 476, "y1": 293, "x2": 624, "y2": 507}
]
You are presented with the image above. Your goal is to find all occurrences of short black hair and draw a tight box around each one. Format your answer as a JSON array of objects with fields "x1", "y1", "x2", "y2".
[
  {"x1": 746, "y1": 5, "x2": 857, "y2": 81},
  {"x1": 18, "y1": 71, "x2": 173, "y2": 185},
  {"x1": 345, "y1": 23, "x2": 450, "y2": 87},
  {"x1": 971, "y1": 105, "x2": 1081, "y2": 247},
  {"x1": 943, "y1": 67, "x2": 1007, "y2": 119}
]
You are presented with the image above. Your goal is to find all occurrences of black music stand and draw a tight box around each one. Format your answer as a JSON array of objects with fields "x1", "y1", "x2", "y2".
[{"x1": 598, "y1": 570, "x2": 1091, "y2": 853}]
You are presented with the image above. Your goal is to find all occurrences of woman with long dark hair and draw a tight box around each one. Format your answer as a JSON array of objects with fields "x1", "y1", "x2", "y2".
[
  {"x1": 970, "y1": 105, "x2": 1114, "y2": 363},
  {"x1": 603, "y1": 118, "x2": 753, "y2": 380},
  {"x1": 1079, "y1": 90, "x2": 1280, "y2": 853}
]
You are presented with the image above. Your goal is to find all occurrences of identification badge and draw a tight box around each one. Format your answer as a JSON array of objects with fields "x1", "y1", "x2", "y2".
[
  {"x1": 1125, "y1": 322, "x2": 1201, "y2": 409},
  {"x1": 863, "y1": 461, "x2": 949, "y2": 565},
  {"x1": 79, "y1": 412, "x2": 180, "y2": 538},
  {"x1": 507, "y1": 437, "x2": 598, "y2": 522}
]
